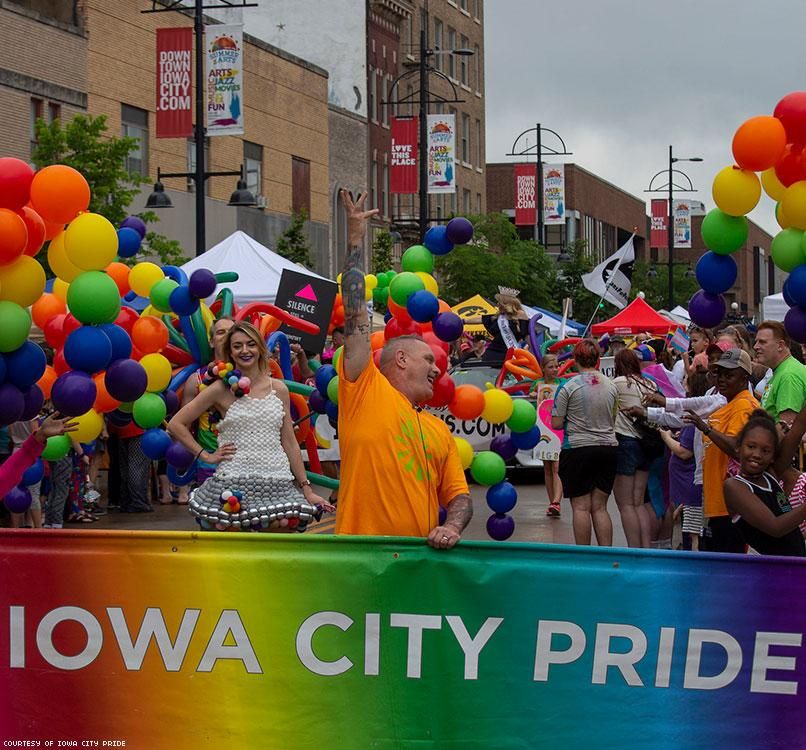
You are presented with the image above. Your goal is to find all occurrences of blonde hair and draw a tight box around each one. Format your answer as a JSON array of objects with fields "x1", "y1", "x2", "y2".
[
  {"x1": 496, "y1": 294, "x2": 522, "y2": 318},
  {"x1": 224, "y1": 321, "x2": 269, "y2": 372}
]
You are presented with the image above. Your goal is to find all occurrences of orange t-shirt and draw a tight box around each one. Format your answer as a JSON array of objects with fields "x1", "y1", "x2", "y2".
[
  {"x1": 702, "y1": 390, "x2": 758, "y2": 518},
  {"x1": 335, "y1": 358, "x2": 469, "y2": 537}
]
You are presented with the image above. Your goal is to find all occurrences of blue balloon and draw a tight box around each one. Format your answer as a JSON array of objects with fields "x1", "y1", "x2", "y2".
[
  {"x1": 0, "y1": 353, "x2": 6, "y2": 385},
  {"x1": 98, "y1": 323, "x2": 133, "y2": 362},
  {"x1": 5, "y1": 342, "x2": 45, "y2": 390},
  {"x1": 783, "y1": 278, "x2": 797, "y2": 308},
  {"x1": 116, "y1": 227, "x2": 142, "y2": 258},
  {"x1": 510, "y1": 426, "x2": 540, "y2": 450},
  {"x1": 64, "y1": 326, "x2": 113, "y2": 374},
  {"x1": 787, "y1": 264, "x2": 806, "y2": 307},
  {"x1": 383, "y1": 310, "x2": 392, "y2": 323},
  {"x1": 22, "y1": 459, "x2": 44, "y2": 486},
  {"x1": 406, "y1": 290, "x2": 439, "y2": 323},
  {"x1": 695, "y1": 252, "x2": 738, "y2": 295},
  {"x1": 309, "y1": 389, "x2": 328, "y2": 414},
  {"x1": 315, "y1": 365, "x2": 337, "y2": 397},
  {"x1": 141, "y1": 428, "x2": 172, "y2": 460},
  {"x1": 424, "y1": 225, "x2": 454, "y2": 255},
  {"x1": 325, "y1": 401, "x2": 339, "y2": 423},
  {"x1": 167, "y1": 463, "x2": 195, "y2": 487},
  {"x1": 486, "y1": 481, "x2": 518, "y2": 514},
  {"x1": 169, "y1": 285, "x2": 200, "y2": 316}
]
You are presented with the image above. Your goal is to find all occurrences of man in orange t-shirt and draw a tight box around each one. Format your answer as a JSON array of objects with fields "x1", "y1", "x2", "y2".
[{"x1": 335, "y1": 190, "x2": 472, "y2": 548}]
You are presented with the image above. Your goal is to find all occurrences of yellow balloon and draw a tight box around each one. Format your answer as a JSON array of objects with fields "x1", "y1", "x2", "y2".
[
  {"x1": 365, "y1": 274, "x2": 378, "y2": 291},
  {"x1": 52, "y1": 278, "x2": 69, "y2": 302},
  {"x1": 71, "y1": 409, "x2": 103, "y2": 443},
  {"x1": 454, "y1": 436, "x2": 474, "y2": 470},
  {"x1": 776, "y1": 202, "x2": 793, "y2": 230},
  {"x1": 364, "y1": 285, "x2": 373, "y2": 301},
  {"x1": 781, "y1": 181, "x2": 806, "y2": 230},
  {"x1": 64, "y1": 212, "x2": 118, "y2": 271},
  {"x1": 199, "y1": 301, "x2": 214, "y2": 332},
  {"x1": 140, "y1": 352, "x2": 172, "y2": 392},
  {"x1": 416, "y1": 271, "x2": 439, "y2": 296},
  {"x1": 47, "y1": 232, "x2": 82, "y2": 282},
  {"x1": 481, "y1": 388, "x2": 514, "y2": 424},
  {"x1": 129, "y1": 262, "x2": 164, "y2": 298},
  {"x1": 761, "y1": 168, "x2": 787, "y2": 202},
  {"x1": 0, "y1": 256, "x2": 45, "y2": 307},
  {"x1": 711, "y1": 165, "x2": 761, "y2": 217}
]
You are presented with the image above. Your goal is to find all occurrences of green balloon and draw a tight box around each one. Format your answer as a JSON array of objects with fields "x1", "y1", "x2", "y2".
[
  {"x1": 373, "y1": 286, "x2": 389, "y2": 305},
  {"x1": 771, "y1": 228, "x2": 806, "y2": 272},
  {"x1": 326, "y1": 374, "x2": 339, "y2": 404},
  {"x1": 700, "y1": 209, "x2": 748, "y2": 255},
  {"x1": 118, "y1": 401, "x2": 134, "y2": 413},
  {"x1": 470, "y1": 451, "x2": 506, "y2": 486},
  {"x1": 0, "y1": 301, "x2": 31, "y2": 353},
  {"x1": 132, "y1": 392, "x2": 167, "y2": 429},
  {"x1": 389, "y1": 271, "x2": 425, "y2": 305},
  {"x1": 376, "y1": 272, "x2": 389, "y2": 288},
  {"x1": 506, "y1": 399, "x2": 537, "y2": 433},
  {"x1": 67, "y1": 271, "x2": 121, "y2": 324},
  {"x1": 401, "y1": 244, "x2": 435, "y2": 274},
  {"x1": 150, "y1": 278, "x2": 179, "y2": 313},
  {"x1": 42, "y1": 434, "x2": 71, "y2": 461}
]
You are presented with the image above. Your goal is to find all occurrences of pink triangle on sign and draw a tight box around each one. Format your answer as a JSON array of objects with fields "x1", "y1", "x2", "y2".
[{"x1": 295, "y1": 284, "x2": 317, "y2": 302}]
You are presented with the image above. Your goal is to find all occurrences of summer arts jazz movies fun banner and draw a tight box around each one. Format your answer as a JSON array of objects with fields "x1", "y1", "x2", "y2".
[
  {"x1": 156, "y1": 28, "x2": 193, "y2": 139},
  {"x1": 1, "y1": 531, "x2": 804, "y2": 749},
  {"x1": 205, "y1": 24, "x2": 244, "y2": 136},
  {"x1": 427, "y1": 114, "x2": 455, "y2": 194}
]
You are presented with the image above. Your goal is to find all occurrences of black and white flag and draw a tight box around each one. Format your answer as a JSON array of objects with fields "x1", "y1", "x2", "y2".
[{"x1": 581, "y1": 235, "x2": 635, "y2": 309}]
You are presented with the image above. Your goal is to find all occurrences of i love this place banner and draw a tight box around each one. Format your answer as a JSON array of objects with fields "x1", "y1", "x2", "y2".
[{"x1": 1, "y1": 531, "x2": 804, "y2": 748}]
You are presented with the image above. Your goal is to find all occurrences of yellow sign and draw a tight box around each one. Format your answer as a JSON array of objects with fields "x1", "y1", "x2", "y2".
[{"x1": 451, "y1": 294, "x2": 496, "y2": 333}]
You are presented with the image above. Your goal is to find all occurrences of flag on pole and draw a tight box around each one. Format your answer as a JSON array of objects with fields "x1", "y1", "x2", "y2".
[
  {"x1": 581, "y1": 235, "x2": 635, "y2": 309},
  {"x1": 669, "y1": 327, "x2": 691, "y2": 354}
]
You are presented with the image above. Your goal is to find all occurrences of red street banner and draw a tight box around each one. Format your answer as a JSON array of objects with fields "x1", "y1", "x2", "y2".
[
  {"x1": 156, "y1": 27, "x2": 193, "y2": 139},
  {"x1": 514, "y1": 164, "x2": 537, "y2": 226},
  {"x1": 390, "y1": 117, "x2": 418, "y2": 194},
  {"x1": 650, "y1": 198, "x2": 667, "y2": 248}
]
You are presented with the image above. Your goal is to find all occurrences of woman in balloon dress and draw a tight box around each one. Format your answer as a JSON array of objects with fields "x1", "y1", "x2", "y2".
[{"x1": 168, "y1": 321, "x2": 332, "y2": 531}]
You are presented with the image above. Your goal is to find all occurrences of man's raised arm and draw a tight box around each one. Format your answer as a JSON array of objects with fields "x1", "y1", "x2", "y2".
[{"x1": 340, "y1": 189, "x2": 379, "y2": 382}]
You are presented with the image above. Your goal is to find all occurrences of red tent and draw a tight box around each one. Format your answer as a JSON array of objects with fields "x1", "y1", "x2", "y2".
[{"x1": 590, "y1": 297, "x2": 675, "y2": 336}]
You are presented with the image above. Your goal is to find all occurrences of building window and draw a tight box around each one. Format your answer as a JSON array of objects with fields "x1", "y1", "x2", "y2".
[
  {"x1": 474, "y1": 0, "x2": 482, "y2": 19},
  {"x1": 292, "y1": 156, "x2": 311, "y2": 215},
  {"x1": 370, "y1": 155, "x2": 378, "y2": 211},
  {"x1": 463, "y1": 189, "x2": 471, "y2": 214},
  {"x1": 450, "y1": 191, "x2": 457, "y2": 215},
  {"x1": 474, "y1": 44, "x2": 481, "y2": 92},
  {"x1": 434, "y1": 18, "x2": 443, "y2": 72},
  {"x1": 186, "y1": 135, "x2": 210, "y2": 194},
  {"x1": 369, "y1": 70, "x2": 377, "y2": 122},
  {"x1": 244, "y1": 141, "x2": 262, "y2": 198},
  {"x1": 461, "y1": 114, "x2": 470, "y2": 163},
  {"x1": 460, "y1": 0, "x2": 468, "y2": 9},
  {"x1": 476, "y1": 193, "x2": 482, "y2": 213},
  {"x1": 122, "y1": 104, "x2": 149, "y2": 176},
  {"x1": 460, "y1": 35, "x2": 469, "y2": 84},
  {"x1": 47, "y1": 102, "x2": 61, "y2": 123},
  {"x1": 447, "y1": 28, "x2": 456, "y2": 78},
  {"x1": 475, "y1": 119, "x2": 482, "y2": 167}
]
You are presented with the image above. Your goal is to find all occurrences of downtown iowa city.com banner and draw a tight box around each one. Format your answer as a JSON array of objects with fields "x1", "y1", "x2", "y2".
[{"x1": 0, "y1": 530, "x2": 804, "y2": 749}]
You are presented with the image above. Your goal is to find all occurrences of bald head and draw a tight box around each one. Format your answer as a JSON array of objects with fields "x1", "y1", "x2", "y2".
[
  {"x1": 378, "y1": 335, "x2": 439, "y2": 405},
  {"x1": 379, "y1": 335, "x2": 426, "y2": 373}
]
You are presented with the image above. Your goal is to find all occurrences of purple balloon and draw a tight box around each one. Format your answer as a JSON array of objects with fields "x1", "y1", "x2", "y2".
[
  {"x1": 486, "y1": 512, "x2": 515, "y2": 541},
  {"x1": 120, "y1": 216, "x2": 147, "y2": 239},
  {"x1": 4, "y1": 485, "x2": 31, "y2": 514},
  {"x1": 20, "y1": 385, "x2": 44, "y2": 422},
  {"x1": 446, "y1": 217, "x2": 474, "y2": 245},
  {"x1": 189, "y1": 269, "x2": 217, "y2": 299},
  {"x1": 688, "y1": 290, "x2": 726, "y2": 329},
  {"x1": 162, "y1": 389, "x2": 180, "y2": 416},
  {"x1": 490, "y1": 434, "x2": 518, "y2": 461},
  {"x1": 309, "y1": 389, "x2": 327, "y2": 414},
  {"x1": 107, "y1": 409, "x2": 133, "y2": 427},
  {"x1": 51, "y1": 371, "x2": 96, "y2": 417},
  {"x1": 166, "y1": 440, "x2": 195, "y2": 471},
  {"x1": 785, "y1": 306, "x2": 806, "y2": 344},
  {"x1": 105, "y1": 359, "x2": 148, "y2": 403},
  {"x1": 0, "y1": 383, "x2": 24, "y2": 425},
  {"x1": 438, "y1": 506, "x2": 447, "y2": 525},
  {"x1": 432, "y1": 312, "x2": 464, "y2": 342}
]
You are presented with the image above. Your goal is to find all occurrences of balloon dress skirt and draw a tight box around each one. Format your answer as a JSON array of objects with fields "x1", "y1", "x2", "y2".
[{"x1": 188, "y1": 391, "x2": 318, "y2": 531}]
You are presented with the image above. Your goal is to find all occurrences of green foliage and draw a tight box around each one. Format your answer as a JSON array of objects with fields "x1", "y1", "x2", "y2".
[
  {"x1": 549, "y1": 239, "x2": 605, "y2": 324},
  {"x1": 631, "y1": 260, "x2": 699, "y2": 311},
  {"x1": 31, "y1": 113, "x2": 185, "y2": 265},
  {"x1": 275, "y1": 210, "x2": 312, "y2": 267},
  {"x1": 372, "y1": 230, "x2": 394, "y2": 274}
]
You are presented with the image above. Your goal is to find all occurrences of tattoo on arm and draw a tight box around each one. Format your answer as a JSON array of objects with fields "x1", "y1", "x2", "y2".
[
  {"x1": 342, "y1": 245, "x2": 368, "y2": 340},
  {"x1": 445, "y1": 494, "x2": 473, "y2": 532}
]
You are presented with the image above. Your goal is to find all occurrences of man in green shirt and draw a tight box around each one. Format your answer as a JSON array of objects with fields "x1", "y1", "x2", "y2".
[{"x1": 754, "y1": 320, "x2": 806, "y2": 430}]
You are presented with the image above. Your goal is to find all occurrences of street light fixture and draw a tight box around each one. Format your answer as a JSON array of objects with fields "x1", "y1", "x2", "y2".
[{"x1": 145, "y1": 165, "x2": 256, "y2": 211}]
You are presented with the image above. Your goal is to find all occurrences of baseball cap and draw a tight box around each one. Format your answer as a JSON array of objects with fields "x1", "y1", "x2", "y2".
[
  {"x1": 635, "y1": 344, "x2": 656, "y2": 362},
  {"x1": 706, "y1": 340, "x2": 732, "y2": 356},
  {"x1": 714, "y1": 348, "x2": 752, "y2": 374}
]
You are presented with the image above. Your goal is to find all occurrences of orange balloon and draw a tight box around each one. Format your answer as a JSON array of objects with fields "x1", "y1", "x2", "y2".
[
  {"x1": 18, "y1": 206, "x2": 45, "y2": 256},
  {"x1": 106, "y1": 261, "x2": 131, "y2": 296},
  {"x1": 93, "y1": 372, "x2": 121, "y2": 413},
  {"x1": 32, "y1": 293, "x2": 66, "y2": 329},
  {"x1": 37, "y1": 365, "x2": 57, "y2": 399},
  {"x1": 387, "y1": 297, "x2": 413, "y2": 323},
  {"x1": 370, "y1": 330, "x2": 385, "y2": 350},
  {"x1": 259, "y1": 314, "x2": 281, "y2": 336},
  {"x1": 131, "y1": 315, "x2": 168, "y2": 354},
  {"x1": 732, "y1": 116, "x2": 787, "y2": 172},
  {"x1": 449, "y1": 384, "x2": 485, "y2": 420},
  {"x1": 43, "y1": 219, "x2": 64, "y2": 241},
  {"x1": 29, "y1": 165, "x2": 90, "y2": 225},
  {"x1": 438, "y1": 299, "x2": 451, "y2": 314},
  {"x1": 0, "y1": 208, "x2": 28, "y2": 265}
]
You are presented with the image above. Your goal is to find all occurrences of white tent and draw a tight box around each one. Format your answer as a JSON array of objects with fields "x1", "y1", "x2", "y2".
[
  {"x1": 762, "y1": 292, "x2": 787, "y2": 322},
  {"x1": 180, "y1": 230, "x2": 328, "y2": 305},
  {"x1": 521, "y1": 304, "x2": 584, "y2": 338},
  {"x1": 664, "y1": 305, "x2": 691, "y2": 325}
]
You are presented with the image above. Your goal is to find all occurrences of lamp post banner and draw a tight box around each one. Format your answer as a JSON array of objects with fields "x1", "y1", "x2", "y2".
[
  {"x1": 514, "y1": 163, "x2": 537, "y2": 225},
  {"x1": 156, "y1": 28, "x2": 193, "y2": 139},
  {"x1": 673, "y1": 198, "x2": 692, "y2": 248},
  {"x1": 426, "y1": 114, "x2": 456, "y2": 194},
  {"x1": 650, "y1": 198, "x2": 667, "y2": 247},
  {"x1": 390, "y1": 117, "x2": 419, "y2": 194},
  {"x1": 205, "y1": 24, "x2": 244, "y2": 136},
  {"x1": 543, "y1": 163, "x2": 566, "y2": 225},
  {"x1": 1, "y1": 530, "x2": 804, "y2": 748}
]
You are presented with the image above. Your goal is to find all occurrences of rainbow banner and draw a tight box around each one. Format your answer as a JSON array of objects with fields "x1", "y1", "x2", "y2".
[{"x1": 1, "y1": 530, "x2": 804, "y2": 748}]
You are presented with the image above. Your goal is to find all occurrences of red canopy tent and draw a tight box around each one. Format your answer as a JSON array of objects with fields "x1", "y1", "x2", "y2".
[{"x1": 590, "y1": 297, "x2": 675, "y2": 336}]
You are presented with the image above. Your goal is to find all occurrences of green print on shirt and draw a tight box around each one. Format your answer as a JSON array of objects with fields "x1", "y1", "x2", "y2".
[{"x1": 395, "y1": 417, "x2": 431, "y2": 482}]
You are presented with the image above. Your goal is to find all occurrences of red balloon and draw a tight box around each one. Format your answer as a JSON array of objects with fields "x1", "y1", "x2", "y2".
[
  {"x1": 63, "y1": 313, "x2": 81, "y2": 338},
  {"x1": 43, "y1": 314, "x2": 67, "y2": 349},
  {"x1": 52, "y1": 348, "x2": 69, "y2": 376},
  {"x1": 115, "y1": 306, "x2": 140, "y2": 333},
  {"x1": 427, "y1": 373, "x2": 456, "y2": 408},
  {"x1": 431, "y1": 345, "x2": 448, "y2": 374},
  {"x1": 775, "y1": 144, "x2": 806, "y2": 187},
  {"x1": 18, "y1": 206, "x2": 45, "y2": 256},
  {"x1": 0, "y1": 158, "x2": 34, "y2": 211},
  {"x1": 774, "y1": 92, "x2": 806, "y2": 145},
  {"x1": 387, "y1": 297, "x2": 413, "y2": 323},
  {"x1": 43, "y1": 219, "x2": 64, "y2": 241},
  {"x1": 384, "y1": 316, "x2": 419, "y2": 340},
  {"x1": 422, "y1": 331, "x2": 450, "y2": 353}
]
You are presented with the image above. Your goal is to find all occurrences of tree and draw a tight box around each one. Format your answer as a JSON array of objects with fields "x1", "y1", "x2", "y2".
[
  {"x1": 32, "y1": 113, "x2": 185, "y2": 267},
  {"x1": 549, "y1": 239, "x2": 604, "y2": 324},
  {"x1": 372, "y1": 229, "x2": 394, "y2": 274},
  {"x1": 275, "y1": 210, "x2": 312, "y2": 267},
  {"x1": 631, "y1": 260, "x2": 699, "y2": 311}
]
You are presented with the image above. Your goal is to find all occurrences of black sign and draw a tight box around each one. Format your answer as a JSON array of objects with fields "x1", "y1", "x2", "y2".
[{"x1": 274, "y1": 269, "x2": 338, "y2": 354}]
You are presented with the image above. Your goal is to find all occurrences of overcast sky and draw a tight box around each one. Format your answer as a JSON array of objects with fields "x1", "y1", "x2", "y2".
[{"x1": 485, "y1": 0, "x2": 805, "y2": 235}]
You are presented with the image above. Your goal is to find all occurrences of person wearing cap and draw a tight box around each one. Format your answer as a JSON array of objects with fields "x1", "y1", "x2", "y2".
[
  {"x1": 753, "y1": 321, "x2": 806, "y2": 432},
  {"x1": 608, "y1": 336, "x2": 626, "y2": 356},
  {"x1": 683, "y1": 348, "x2": 758, "y2": 552}
]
